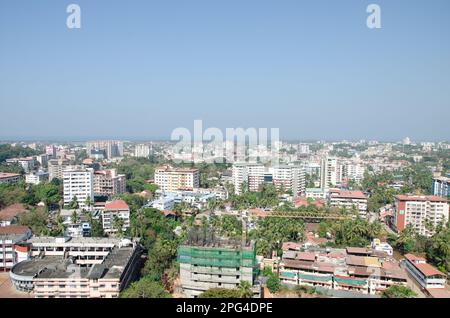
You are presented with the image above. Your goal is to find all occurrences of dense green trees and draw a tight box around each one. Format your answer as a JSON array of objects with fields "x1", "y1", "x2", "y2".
[
  {"x1": 381, "y1": 285, "x2": 417, "y2": 298},
  {"x1": 426, "y1": 222, "x2": 450, "y2": 273},
  {"x1": 18, "y1": 207, "x2": 50, "y2": 235},
  {"x1": 390, "y1": 222, "x2": 449, "y2": 273},
  {"x1": 209, "y1": 215, "x2": 242, "y2": 239},
  {"x1": 401, "y1": 164, "x2": 433, "y2": 194},
  {"x1": 0, "y1": 144, "x2": 39, "y2": 163},
  {"x1": 230, "y1": 183, "x2": 279, "y2": 210},
  {"x1": 318, "y1": 218, "x2": 383, "y2": 248},
  {"x1": 120, "y1": 276, "x2": 171, "y2": 298},
  {"x1": 249, "y1": 217, "x2": 305, "y2": 257}
]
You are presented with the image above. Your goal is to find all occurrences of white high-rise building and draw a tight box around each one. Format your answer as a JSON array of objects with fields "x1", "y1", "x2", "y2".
[
  {"x1": 232, "y1": 163, "x2": 265, "y2": 194},
  {"x1": 321, "y1": 157, "x2": 338, "y2": 189},
  {"x1": 86, "y1": 140, "x2": 123, "y2": 159},
  {"x1": 63, "y1": 167, "x2": 94, "y2": 208},
  {"x1": 273, "y1": 165, "x2": 305, "y2": 196},
  {"x1": 134, "y1": 144, "x2": 150, "y2": 158}
]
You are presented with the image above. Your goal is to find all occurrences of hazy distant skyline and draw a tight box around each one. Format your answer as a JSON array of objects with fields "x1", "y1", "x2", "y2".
[{"x1": 1, "y1": 0, "x2": 450, "y2": 141}]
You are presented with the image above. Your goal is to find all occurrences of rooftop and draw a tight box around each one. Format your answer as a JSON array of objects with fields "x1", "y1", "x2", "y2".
[
  {"x1": 0, "y1": 225, "x2": 30, "y2": 236},
  {"x1": 0, "y1": 172, "x2": 21, "y2": 179},
  {"x1": 105, "y1": 200, "x2": 129, "y2": 211},
  {"x1": 395, "y1": 195, "x2": 448, "y2": 203},
  {"x1": 0, "y1": 203, "x2": 27, "y2": 221}
]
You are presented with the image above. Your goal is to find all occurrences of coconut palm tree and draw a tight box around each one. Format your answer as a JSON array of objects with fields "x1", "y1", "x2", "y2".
[{"x1": 238, "y1": 281, "x2": 253, "y2": 298}]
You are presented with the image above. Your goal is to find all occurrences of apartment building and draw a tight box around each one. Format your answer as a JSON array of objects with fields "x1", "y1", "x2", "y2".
[
  {"x1": 102, "y1": 200, "x2": 130, "y2": 234},
  {"x1": 155, "y1": 165, "x2": 200, "y2": 192},
  {"x1": 402, "y1": 254, "x2": 447, "y2": 290},
  {"x1": 320, "y1": 157, "x2": 339, "y2": 189},
  {"x1": 232, "y1": 163, "x2": 265, "y2": 194},
  {"x1": 9, "y1": 237, "x2": 142, "y2": 297},
  {"x1": 63, "y1": 167, "x2": 94, "y2": 209},
  {"x1": 45, "y1": 145, "x2": 57, "y2": 158},
  {"x1": 177, "y1": 233, "x2": 259, "y2": 298},
  {"x1": 393, "y1": 195, "x2": 449, "y2": 236},
  {"x1": 134, "y1": 144, "x2": 151, "y2": 158},
  {"x1": 5, "y1": 157, "x2": 35, "y2": 173},
  {"x1": 25, "y1": 171, "x2": 49, "y2": 185},
  {"x1": 279, "y1": 245, "x2": 407, "y2": 295},
  {"x1": 0, "y1": 225, "x2": 32, "y2": 271},
  {"x1": 86, "y1": 140, "x2": 123, "y2": 159},
  {"x1": 432, "y1": 176, "x2": 450, "y2": 198},
  {"x1": 273, "y1": 165, "x2": 306, "y2": 197},
  {"x1": 48, "y1": 158, "x2": 70, "y2": 181},
  {"x1": 329, "y1": 190, "x2": 368, "y2": 217},
  {"x1": 0, "y1": 172, "x2": 21, "y2": 185},
  {"x1": 93, "y1": 169, "x2": 126, "y2": 198}
]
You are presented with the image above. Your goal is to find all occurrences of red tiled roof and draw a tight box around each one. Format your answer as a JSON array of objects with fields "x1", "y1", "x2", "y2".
[
  {"x1": 415, "y1": 263, "x2": 446, "y2": 278},
  {"x1": 0, "y1": 204, "x2": 27, "y2": 221},
  {"x1": 395, "y1": 195, "x2": 448, "y2": 203},
  {"x1": 296, "y1": 252, "x2": 316, "y2": 262},
  {"x1": 105, "y1": 200, "x2": 129, "y2": 210},
  {"x1": 333, "y1": 191, "x2": 367, "y2": 200},
  {"x1": 404, "y1": 253, "x2": 426, "y2": 263},
  {"x1": 0, "y1": 172, "x2": 21, "y2": 178},
  {"x1": 0, "y1": 225, "x2": 30, "y2": 235}
]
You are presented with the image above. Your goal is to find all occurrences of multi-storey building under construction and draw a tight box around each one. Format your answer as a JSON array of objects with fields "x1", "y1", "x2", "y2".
[{"x1": 177, "y1": 231, "x2": 260, "y2": 298}]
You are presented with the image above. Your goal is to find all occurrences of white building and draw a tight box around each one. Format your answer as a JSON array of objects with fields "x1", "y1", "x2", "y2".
[
  {"x1": 134, "y1": 144, "x2": 150, "y2": 158},
  {"x1": 403, "y1": 254, "x2": 447, "y2": 289},
  {"x1": 63, "y1": 167, "x2": 94, "y2": 209},
  {"x1": 394, "y1": 195, "x2": 449, "y2": 236},
  {"x1": 150, "y1": 196, "x2": 175, "y2": 211},
  {"x1": 232, "y1": 163, "x2": 265, "y2": 194},
  {"x1": 0, "y1": 225, "x2": 32, "y2": 271},
  {"x1": 273, "y1": 165, "x2": 306, "y2": 197},
  {"x1": 102, "y1": 200, "x2": 130, "y2": 234},
  {"x1": 48, "y1": 158, "x2": 70, "y2": 181},
  {"x1": 320, "y1": 157, "x2": 339, "y2": 189},
  {"x1": 25, "y1": 171, "x2": 49, "y2": 185}
]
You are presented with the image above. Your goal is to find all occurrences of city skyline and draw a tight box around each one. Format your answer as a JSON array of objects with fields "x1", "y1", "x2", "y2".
[{"x1": 1, "y1": 0, "x2": 450, "y2": 141}]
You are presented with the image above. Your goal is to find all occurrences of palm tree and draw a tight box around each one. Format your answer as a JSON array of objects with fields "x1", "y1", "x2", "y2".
[
  {"x1": 71, "y1": 210, "x2": 78, "y2": 224},
  {"x1": 84, "y1": 196, "x2": 93, "y2": 211},
  {"x1": 238, "y1": 281, "x2": 253, "y2": 298}
]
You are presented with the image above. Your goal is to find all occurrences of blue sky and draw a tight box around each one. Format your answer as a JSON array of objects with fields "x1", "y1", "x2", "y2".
[{"x1": 0, "y1": 0, "x2": 449, "y2": 141}]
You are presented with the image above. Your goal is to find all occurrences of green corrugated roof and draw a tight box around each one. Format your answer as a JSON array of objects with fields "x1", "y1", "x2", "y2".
[
  {"x1": 298, "y1": 273, "x2": 333, "y2": 282},
  {"x1": 280, "y1": 271, "x2": 297, "y2": 278},
  {"x1": 334, "y1": 277, "x2": 367, "y2": 287}
]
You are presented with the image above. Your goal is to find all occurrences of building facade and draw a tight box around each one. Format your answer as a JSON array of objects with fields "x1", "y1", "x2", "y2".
[
  {"x1": 177, "y1": 238, "x2": 259, "y2": 298},
  {"x1": 93, "y1": 169, "x2": 126, "y2": 198},
  {"x1": 432, "y1": 176, "x2": 450, "y2": 198},
  {"x1": 63, "y1": 167, "x2": 94, "y2": 209},
  {"x1": 155, "y1": 165, "x2": 200, "y2": 192},
  {"x1": 0, "y1": 172, "x2": 21, "y2": 185},
  {"x1": 48, "y1": 158, "x2": 70, "y2": 181},
  {"x1": 9, "y1": 237, "x2": 142, "y2": 297},
  {"x1": 393, "y1": 195, "x2": 449, "y2": 236},
  {"x1": 102, "y1": 200, "x2": 130, "y2": 234},
  {"x1": 0, "y1": 225, "x2": 32, "y2": 271}
]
